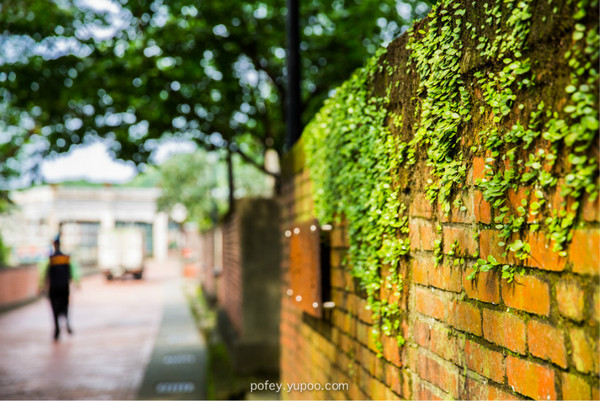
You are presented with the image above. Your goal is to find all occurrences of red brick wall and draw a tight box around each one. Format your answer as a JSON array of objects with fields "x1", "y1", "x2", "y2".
[
  {"x1": 199, "y1": 230, "x2": 217, "y2": 301},
  {"x1": 280, "y1": 162, "x2": 407, "y2": 400},
  {"x1": 218, "y1": 214, "x2": 243, "y2": 335},
  {"x1": 279, "y1": 4, "x2": 599, "y2": 398},
  {"x1": 280, "y1": 154, "x2": 599, "y2": 400},
  {"x1": 0, "y1": 266, "x2": 39, "y2": 308}
]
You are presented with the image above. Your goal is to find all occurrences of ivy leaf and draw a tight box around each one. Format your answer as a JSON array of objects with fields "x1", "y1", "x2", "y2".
[{"x1": 582, "y1": 116, "x2": 599, "y2": 130}]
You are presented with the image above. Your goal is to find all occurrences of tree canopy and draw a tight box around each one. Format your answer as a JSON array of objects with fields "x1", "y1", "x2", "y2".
[
  {"x1": 156, "y1": 149, "x2": 270, "y2": 229},
  {"x1": 1, "y1": 0, "x2": 434, "y2": 185}
]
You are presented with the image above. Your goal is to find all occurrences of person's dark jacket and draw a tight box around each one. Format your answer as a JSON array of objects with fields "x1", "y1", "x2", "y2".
[{"x1": 48, "y1": 252, "x2": 71, "y2": 289}]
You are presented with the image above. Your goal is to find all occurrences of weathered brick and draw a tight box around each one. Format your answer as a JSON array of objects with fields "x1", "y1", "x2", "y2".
[
  {"x1": 429, "y1": 263, "x2": 462, "y2": 293},
  {"x1": 349, "y1": 315, "x2": 358, "y2": 337},
  {"x1": 562, "y1": 372, "x2": 591, "y2": 400},
  {"x1": 474, "y1": 190, "x2": 493, "y2": 224},
  {"x1": 462, "y1": 377, "x2": 520, "y2": 400},
  {"x1": 331, "y1": 385, "x2": 349, "y2": 401},
  {"x1": 409, "y1": 220, "x2": 436, "y2": 252},
  {"x1": 403, "y1": 346, "x2": 418, "y2": 374},
  {"x1": 383, "y1": 334, "x2": 401, "y2": 367},
  {"x1": 413, "y1": 319, "x2": 430, "y2": 348},
  {"x1": 384, "y1": 386, "x2": 401, "y2": 401},
  {"x1": 410, "y1": 192, "x2": 433, "y2": 219},
  {"x1": 385, "y1": 362, "x2": 402, "y2": 395},
  {"x1": 332, "y1": 289, "x2": 346, "y2": 311},
  {"x1": 412, "y1": 258, "x2": 429, "y2": 286},
  {"x1": 415, "y1": 380, "x2": 443, "y2": 401},
  {"x1": 370, "y1": 376, "x2": 393, "y2": 400},
  {"x1": 410, "y1": 192, "x2": 434, "y2": 219},
  {"x1": 380, "y1": 273, "x2": 402, "y2": 311},
  {"x1": 429, "y1": 325, "x2": 462, "y2": 365},
  {"x1": 483, "y1": 309, "x2": 526, "y2": 354},
  {"x1": 463, "y1": 269, "x2": 501, "y2": 304},
  {"x1": 340, "y1": 332, "x2": 353, "y2": 354},
  {"x1": 548, "y1": 178, "x2": 572, "y2": 211},
  {"x1": 356, "y1": 321, "x2": 369, "y2": 346},
  {"x1": 331, "y1": 267, "x2": 346, "y2": 289},
  {"x1": 508, "y1": 187, "x2": 529, "y2": 214},
  {"x1": 357, "y1": 297, "x2": 373, "y2": 324},
  {"x1": 332, "y1": 308, "x2": 344, "y2": 329},
  {"x1": 527, "y1": 320, "x2": 567, "y2": 368},
  {"x1": 480, "y1": 229, "x2": 512, "y2": 265},
  {"x1": 506, "y1": 356, "x2": 557, "y2": 400},
  {"x1": 367, "y1": 323, "x2": 381, "y2": 354},
  {"x1": 437, "y1": 201, "x2": 451, "y2": 223},
  {"x1": 419, "y1": 223, "x2": 436, "y2": 252},
  {"x1": 594, "y1": 285, "x2": 600, "y2": 323},
  {"x1": 414, "y1": 286, "x2": 445, "y2": 321},
  {"x1": 349, "y1": 377, "x2": 369, "y2": 401},
  {"x1": 569, "y1": 229, "x2": 600, "y2": 275},
  {"x1": 331, "y1": 226, "x2": 346, "y2": 248},
  {"x1": 501, "y1": 274, "x2": 550, "y2": 316},
  {"x1": 345, "y1": 271, "x2": 356, "y2": 292},
  {"x1": 443, "y1": 227, "x2": 478, "y2": 256},
  {"x1": 569, "y1": 327, "x2": 597, "y2": 374},
  {"x1": 448, "y1": 300, "x2": 482, "y2": 336},
  {"x1": 417, "y1": 353, "x2": 460, "y2": 398},
  {"x1": 361, "y1": 346, "x2": 378, "y2": 376},
  {"x1": 356, "y1": 361, "x2": 370, "y2": 392},
  {"x1": 451, "y1": 191, "x2": 475, "y2": 224},
  {"x1": 465, "y1": 340, "x2": 505, "y2": 383},
  {"x1": 347, "y1": 293, "x2": 360, "y2": 316},
  {"x1": 400, "y1": 369, "x2": 412, "y2": 400},
  {"x1": 525, "y1": 231, "x2": 566, "y2": 271},
  {"x1": 330, "y1": 249, "x2": 347, "y2": 268},
  {"x1": 409, "y1": 221, "x2": 420, "y2": 252},
  {"x1": 556, "y1": 278, "x2": 585, "y2": 321},
  {"x1": 472, "y1": 157, "x2": 486, "y2": 182},
  {"x1": 582, "y1": 193, "x2": 599, "y2": 222}
]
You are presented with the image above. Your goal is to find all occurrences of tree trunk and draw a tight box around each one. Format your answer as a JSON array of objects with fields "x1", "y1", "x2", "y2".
[{"x1": 227, "y1": 147, "x2": 235, "y2": 213}]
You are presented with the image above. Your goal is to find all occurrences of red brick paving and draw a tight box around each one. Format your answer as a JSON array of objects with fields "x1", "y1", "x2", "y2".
[{"x1": 0, "y1": 258, "x2": 179, "y2": 400}]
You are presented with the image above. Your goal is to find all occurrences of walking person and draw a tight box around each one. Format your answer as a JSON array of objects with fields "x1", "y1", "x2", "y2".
[{"x1": 46, "y1": 236, "x2": 73, "y2": 341}]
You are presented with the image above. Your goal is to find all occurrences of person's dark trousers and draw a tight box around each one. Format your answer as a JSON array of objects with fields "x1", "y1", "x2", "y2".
[{"x1": 49, "y1": 286, "x2": 71, "y2": 340}]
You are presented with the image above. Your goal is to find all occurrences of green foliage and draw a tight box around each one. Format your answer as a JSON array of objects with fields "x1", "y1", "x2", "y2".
[
  {"x1": 406, "y1": 0, "x2": 470, "y2": 211},
  {"x1": 156, "y1": 150, "x2": 269, "y2": 230},
  {"x1": 0, "y1": 0, "x2": 433, "y2": 183},
  {"x1": 305, "y1": 0, "x2": 598, "y2": 349},
  {"x1": 471, "y1": 0, "x2": 599, "y2": 278},
  {"x1": 305, "y1": 49, "x2": 409, "y2": 355}
]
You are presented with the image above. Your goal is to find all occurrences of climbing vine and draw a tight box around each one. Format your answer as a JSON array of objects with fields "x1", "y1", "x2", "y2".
[
  {"x1": 406, "y1": 0, "x2": 470, "y2": 212},
  {"x1": 469, "y1": 0, "x2": 599, "y2": 279},
  {"x1": 305, "y1": 50, "x2": 409, "y2": 354},
  {"x1": 304, "y1": 0, "x2": 598, "y2": 350}
]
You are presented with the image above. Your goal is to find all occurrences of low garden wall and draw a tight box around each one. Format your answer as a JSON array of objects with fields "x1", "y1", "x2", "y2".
[{"x1": 280, "y1": 0, "x2": 599, "y2": 399}]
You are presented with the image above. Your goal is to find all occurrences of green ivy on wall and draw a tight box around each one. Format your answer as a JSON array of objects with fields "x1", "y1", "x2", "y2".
[
  {"x1": 305, "y1": 50, "x2": 409, "y2": 352},
  {"x1": 304, "y1": 0, "x2": 598, "y2": 353}
]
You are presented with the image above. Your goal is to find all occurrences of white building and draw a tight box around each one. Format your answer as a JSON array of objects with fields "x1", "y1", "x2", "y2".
[{"x1": 0, "y1": 184, "x2": 169, "y2": 266}]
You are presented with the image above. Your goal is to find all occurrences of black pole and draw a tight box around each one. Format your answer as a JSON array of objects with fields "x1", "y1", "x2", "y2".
[{"x1": 285, "y1": 0, "x2": 301, "y2": 150}]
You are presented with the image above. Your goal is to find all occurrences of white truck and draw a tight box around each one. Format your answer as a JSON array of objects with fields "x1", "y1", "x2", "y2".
[{"x1": 98, "y1": 227, "x2": 145, "y2": 280}]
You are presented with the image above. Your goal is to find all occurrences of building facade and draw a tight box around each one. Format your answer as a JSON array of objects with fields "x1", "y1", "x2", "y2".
[{"x1": 1, "y1": 184, "x2": 168, "y2": 266}]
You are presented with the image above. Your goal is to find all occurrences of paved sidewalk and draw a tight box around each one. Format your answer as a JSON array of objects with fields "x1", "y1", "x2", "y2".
[
  {"x1": 0, "y1": 257, "x2": 206, "y2": 400},
  {"x1": 137, "y1": 278, "x2": 207, "y2": 400}
]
